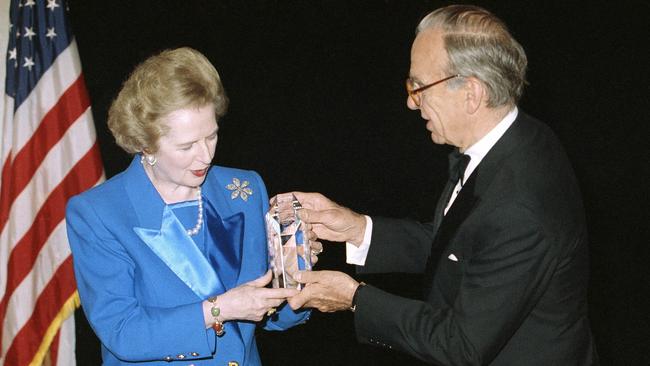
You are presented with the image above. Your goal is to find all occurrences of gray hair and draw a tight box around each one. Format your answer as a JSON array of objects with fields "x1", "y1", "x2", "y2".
[{"x1": 417, "y1": 5, "x2": 527, "y2": 107}]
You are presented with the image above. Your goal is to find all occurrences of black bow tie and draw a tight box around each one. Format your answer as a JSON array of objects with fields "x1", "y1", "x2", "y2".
[{"x1": 448, "y1": 149, "x2": 471, "y2": 186}]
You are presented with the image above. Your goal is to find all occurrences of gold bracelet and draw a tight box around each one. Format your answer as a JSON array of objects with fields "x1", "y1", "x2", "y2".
[{"x1": 208, "y1": 296, "x2": 225, "y2": 336}]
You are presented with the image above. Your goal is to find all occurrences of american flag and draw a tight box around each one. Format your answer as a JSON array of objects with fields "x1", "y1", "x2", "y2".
[{"x1": 0, "y1": 0, "x2": 104, "y2": 365}]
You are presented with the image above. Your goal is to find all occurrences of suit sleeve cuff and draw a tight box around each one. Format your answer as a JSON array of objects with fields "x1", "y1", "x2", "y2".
[{"x1": 346, "y1": 215, "x2": 373, "y2": 266}]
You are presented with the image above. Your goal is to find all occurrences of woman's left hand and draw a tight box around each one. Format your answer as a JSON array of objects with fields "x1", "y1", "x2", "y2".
[
  {"x1": 206, "y1": 270, "x2": 298, "y2": 324},
  {"x1": 303, "y1": 222, "x2": 323, "y2": 266},
  {"x1": 309, "y1": 240, "x2": 323, "y2": 265}
]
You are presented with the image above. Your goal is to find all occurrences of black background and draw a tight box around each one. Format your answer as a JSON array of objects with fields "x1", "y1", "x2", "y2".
[{"x1": 66, "y1": 0, "x2": 648, "y2": 365}]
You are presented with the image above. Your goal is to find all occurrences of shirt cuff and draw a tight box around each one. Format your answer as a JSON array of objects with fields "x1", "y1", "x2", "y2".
[{"x1": 346, "y1": 215, "x2": 373, "y2": 266}]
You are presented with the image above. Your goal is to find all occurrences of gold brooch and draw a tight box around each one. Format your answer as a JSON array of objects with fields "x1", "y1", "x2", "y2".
[{"x1": 226, "y1": 178, "x2": 253, "y2": 201}]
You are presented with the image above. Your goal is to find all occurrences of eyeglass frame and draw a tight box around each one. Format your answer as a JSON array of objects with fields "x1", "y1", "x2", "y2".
[{"x1": 405, "y1": 74, "x2": 461, "y2": 107}]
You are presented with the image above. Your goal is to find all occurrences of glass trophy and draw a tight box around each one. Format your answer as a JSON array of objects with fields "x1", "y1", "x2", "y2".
[{"x1": 266, "y1": 193, "x2": 312, "y2": 289}]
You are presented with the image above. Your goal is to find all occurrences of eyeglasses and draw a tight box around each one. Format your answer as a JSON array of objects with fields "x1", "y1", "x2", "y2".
[{"x1": 405, "y1": 74, "x2": 461, "y2": 107}]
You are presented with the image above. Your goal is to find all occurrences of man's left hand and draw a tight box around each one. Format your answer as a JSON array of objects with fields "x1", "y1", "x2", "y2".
[{"x1": 288, "y1": 270, "x2": 359, "y2": 312}]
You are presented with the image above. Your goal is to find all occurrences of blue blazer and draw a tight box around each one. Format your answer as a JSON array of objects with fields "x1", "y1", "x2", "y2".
[{"x1": 66, "y1": 156, "x2": 308, "y2": 365}]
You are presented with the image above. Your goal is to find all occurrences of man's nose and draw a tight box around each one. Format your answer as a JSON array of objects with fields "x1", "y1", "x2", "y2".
[{"x1": 406, "y1": 95, "x2": 418, "y2": 110}]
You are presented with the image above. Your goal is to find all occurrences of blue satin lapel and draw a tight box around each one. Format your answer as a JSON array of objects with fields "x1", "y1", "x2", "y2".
[
  {"x1": 204, "y1": 199, "x2": 245, "y2": 289},
  {"x1": 133, "y1": 205, "x2": 225, "y2": 299},
  {"x1": 126, "y1": 159, "x2": 245, "y2": 343}
]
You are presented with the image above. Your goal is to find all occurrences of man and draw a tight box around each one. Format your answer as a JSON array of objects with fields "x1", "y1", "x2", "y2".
[{"x1": 287, "y1": 5, "x2": 598, "y2": 365}]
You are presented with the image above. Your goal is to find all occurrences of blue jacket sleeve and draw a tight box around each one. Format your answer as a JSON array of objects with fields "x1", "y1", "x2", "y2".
[{"x1": 66, "y1": 195, "x2": 215, "y2": 362}]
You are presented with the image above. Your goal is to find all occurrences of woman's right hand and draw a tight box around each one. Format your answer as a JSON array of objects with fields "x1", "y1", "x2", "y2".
[{"x1": 204, "y1": 270, "x2": 298, "y2": 325}]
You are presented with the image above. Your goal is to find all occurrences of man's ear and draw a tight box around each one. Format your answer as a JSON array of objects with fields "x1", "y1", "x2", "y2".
[{"x1": 464, "y1": 77, "x2": 485, "y2": 114}]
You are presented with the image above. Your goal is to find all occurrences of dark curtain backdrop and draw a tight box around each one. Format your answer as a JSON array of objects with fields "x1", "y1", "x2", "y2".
[{"x1": 67, "y1": 1, "x2": 648, "y2": 365}]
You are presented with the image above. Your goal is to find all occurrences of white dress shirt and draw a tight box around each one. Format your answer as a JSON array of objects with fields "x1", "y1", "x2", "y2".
[{"x1": 346, "y1": 107, "x2": 519, "y2": 266}]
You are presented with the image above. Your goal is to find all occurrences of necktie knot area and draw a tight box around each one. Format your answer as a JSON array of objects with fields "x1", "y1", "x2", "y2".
[{"x1": 448, "y1": 150, "x2": 471, "y2": 186}]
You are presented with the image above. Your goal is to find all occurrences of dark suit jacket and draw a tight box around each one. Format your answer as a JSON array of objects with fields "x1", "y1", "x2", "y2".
[{"x1": 353, "y1": 111, "x2": 598, "y2": 365}]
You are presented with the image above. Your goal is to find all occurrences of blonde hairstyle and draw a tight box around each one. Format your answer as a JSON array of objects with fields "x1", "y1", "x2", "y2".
[
  {"x1": 417, "y1": 5, "x2": 527, "y2": 107},
  {"x1": 107, "y1": 47, "x2": 229, "y2": 154}
]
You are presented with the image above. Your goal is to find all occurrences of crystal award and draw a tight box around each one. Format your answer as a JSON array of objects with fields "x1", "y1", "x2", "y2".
[{"x1": 266, "y1": 193, "x2": 312, "y2": 289}]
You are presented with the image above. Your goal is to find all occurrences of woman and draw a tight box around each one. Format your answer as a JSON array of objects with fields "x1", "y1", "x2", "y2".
[{"x1": 66, "y1": 47, "x2": 309, "y2": 365}]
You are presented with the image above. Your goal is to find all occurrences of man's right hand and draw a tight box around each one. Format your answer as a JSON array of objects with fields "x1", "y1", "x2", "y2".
[{"x1": 289, "y1": 192, "x2": 367, "y2": 246}]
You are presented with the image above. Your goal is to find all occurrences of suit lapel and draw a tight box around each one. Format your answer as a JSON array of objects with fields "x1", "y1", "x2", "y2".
[
  {"x1": 123, "y1": 156, "x2": 226, "y2": 299},
  {"x1": 431, "y1": 180, "x2": 455, "y2": 238},
  {"x1": 424, "y1": 175, "x2": 478, "y2": 288},
  {"x1": 424, "y1": 114, "x2": 530, "y2": 297},
  {"x1": 440, "y1": 112, "x2": 530, "y2": 228},
  {"x1": 123, "y1": 156, "x2": 165, "y2": 231},
  {"x1": 435, "y1": 177, "x2": 479, "y2": 248},
  {"x1": 201, "y1": 168, "x2": 250, "y2": 342},
  {"x1": 133, "y1": 206, "x2": 226, "y2": 299},
  {"x1": 203, "y1": 199, "x2": 244, "y2": 290}
]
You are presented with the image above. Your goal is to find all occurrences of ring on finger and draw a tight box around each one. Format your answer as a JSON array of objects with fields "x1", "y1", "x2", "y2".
[
  {"x1": 311, "y1": 247, "x2": 323, "y2": 256},
  {"x1": 266, "y1": 308, "x2": 277, "y2": 316}
]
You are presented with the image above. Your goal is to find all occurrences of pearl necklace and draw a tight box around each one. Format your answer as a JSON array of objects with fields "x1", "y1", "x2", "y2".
[{"x1": 187, "y1": 186, "x2": 203, "y2": 236}]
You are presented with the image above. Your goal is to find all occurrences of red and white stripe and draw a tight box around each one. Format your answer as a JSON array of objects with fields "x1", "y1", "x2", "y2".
[{"x1": 1, "y1": 26, "x2": 104, "y2": 366}]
